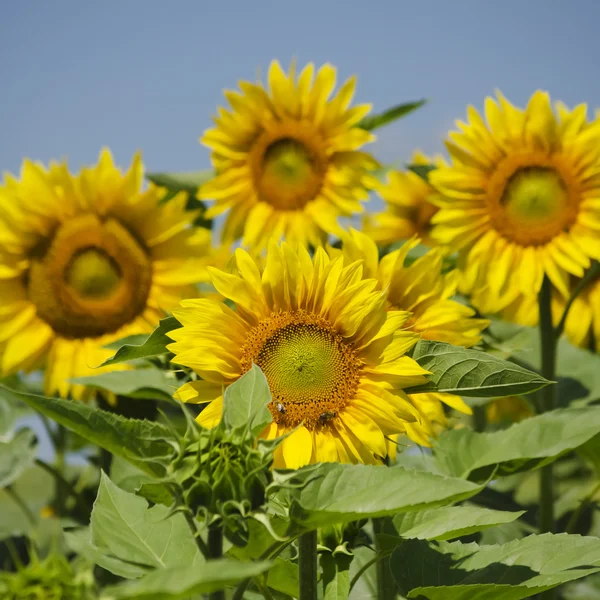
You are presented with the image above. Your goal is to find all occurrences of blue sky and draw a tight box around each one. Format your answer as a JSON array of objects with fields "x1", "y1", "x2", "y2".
[{"x1": 2, "y1": 0, "x2": 600, "y2": 178}]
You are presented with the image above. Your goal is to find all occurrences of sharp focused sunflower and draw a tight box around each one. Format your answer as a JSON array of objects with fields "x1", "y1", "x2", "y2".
[
  {"x1": 167, "y1": 242, "x2": 432, "y2": 469},
  {"x1": 336, "y1": 229, "x2": 489, "y2": 446},
  {"x1": 0, "y1": 149, "x2": 216, "y2": 400},
  {"x1": 364, "y1": 152, "x2": 444, "y2": 246},
  {"x1": 198, "y1": 60, "x2": 379, "y2": 250},
  {"x1": 430, "y1": 91, "x2": 600, "y2": 304}
]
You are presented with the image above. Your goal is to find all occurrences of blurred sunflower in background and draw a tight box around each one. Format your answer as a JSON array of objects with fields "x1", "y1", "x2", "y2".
[
  {"x1": 168, "y1": 242, "x2": 432, "y2": 469},
  {"x1": 336, "y1": 229, "x2": 489, "y2": 446},
  {"x1": 430, "y1": 91, "x2": 600, "y2": 307},
  {"x1": 364, "y1": 151, "x2": 444, "y2": 247},
  {"x1": 0, "y1": 149, "x2": 216, "y2": 400},
  {"x1": 198, "y1": 60, "x2": 379, "y2": 249}
]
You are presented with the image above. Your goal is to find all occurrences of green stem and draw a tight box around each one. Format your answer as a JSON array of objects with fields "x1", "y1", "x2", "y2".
[
  {"x1": 181, "y1": 509, "x2": 210, "y2": 559},
  {"x1": 5, "y1": 485, "x2": 36, "y2": 527},
  {"x1": 257, "y1": 577, "x2": 276, "y2": 600},
  {"x1": 208, "y1": 526, "x2": 225, "y2": 600},
  {"x1": 472, "y1": 405, "x2": 487, "y2": 432},
  {"x1": 554, "y1": 260, "x2": 600, "y2": 338},
  {"x1": 374, "y1": 517, "x2": 396, "y2": 600},
  {"x1": 349, "y1": 550, "x2": 391, "y2": 592},
  {"x1": 298, "y1": 530, "x2": 318, "y2": 600},
  {"x1": 566, "y1": 481, "x2": 600, "y2": 534},
  {"x1": 538, "y1": 277, "x2": 557, "y2": 600},
  {"x1": 54, "y1": 424, "x2": 67, "y2": 517}
]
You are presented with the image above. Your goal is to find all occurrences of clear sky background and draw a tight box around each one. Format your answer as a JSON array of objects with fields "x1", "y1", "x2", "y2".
[{"x1": 2, "y1": 0, "x2": 600, "y2": 178}]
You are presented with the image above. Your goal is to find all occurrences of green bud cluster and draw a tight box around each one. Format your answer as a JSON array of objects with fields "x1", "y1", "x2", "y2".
[
  {"x1": 170, "y1": 422, "x2": 275, "y2": 546},
  {"x1": 0, "y1": 554, "x2": 96, "y2": 600}
]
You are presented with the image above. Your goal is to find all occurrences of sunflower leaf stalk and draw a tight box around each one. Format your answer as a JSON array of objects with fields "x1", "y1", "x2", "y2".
[{"x1": 538, "y1": 277, "x2": 557, "y2": 600}]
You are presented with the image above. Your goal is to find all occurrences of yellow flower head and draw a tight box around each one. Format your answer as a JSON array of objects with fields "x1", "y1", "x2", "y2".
[
  {"x1": 365, "y1": 151, "x2": 444, "y2": 246},
  {"x1": 199, "y1": 60, "x2": 379, "y2": 250},
  {"x1": 0, "y1": 149, "x2": 216, "y2": 400},
  {"x1": 430, "y1": 91, "x2": 600, "y2": 303},
  {"x1": 336, "y1": 229, "x2": 489, "y2": 444},
  {"x1": 167, "y1": 242, "x2": 432, "y2": 469}
]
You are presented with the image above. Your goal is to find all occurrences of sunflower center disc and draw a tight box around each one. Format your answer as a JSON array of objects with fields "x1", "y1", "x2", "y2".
[
  {"x1": 28, "y1": 214, "x2": 152, "y2": 339},
  {"x1": 241, "y1": 312, "x2": 362, "y2": 428},
  {"x1": 501, "y1": 167, "x2": 569, "y2": 226},
  {"x1": 66, "y1": 248, "x2": 121, "y2": 299},
  {"x1": 252, "y1": 131, "x2": 327, "y2": 211}
]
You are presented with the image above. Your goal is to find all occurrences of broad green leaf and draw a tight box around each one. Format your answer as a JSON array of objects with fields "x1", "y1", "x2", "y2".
[
  {"x1": 434, "y1": 406, "x2": 600, "y2": 480},
  {"x1": 287, "y1": 463, "x2": 483, "y2": 528},
  {"x1": 406, "y1": 340, "x2": 551, "y2": 397},
  {"x1": 357, "y1": 99, "x2": 426, "y2": 131},
  {"x1": 104, "y1": 334, "x2": 150, "y2": 351},
  {"x1": 322, "y1": 552, "x2": 352, "y2": 600},
  {"x1": 101, "y1": 316, "x2": 179, "y2": 367},
  {"x1": 65, "y1": 527, "x2": 148, "y2": 579},
  {"x1": 0, "y1": 428, "x2": 37, "y2": 488},
  {"x1": 146, "y1": 170, "x2": 214, "y2": 193},
  {"x1": 228, "y1": 516, "x2": 288, "y2": 561},
  {"x1": 0, "y1": 464, "x2": 53, "y2": 541},
  {"x1": 267, "y1": 557, "x2": 299, "y2": 597},
  {"x1": 348, "y1": 546, "x2": 377, "y2": 600},
  {"x1": 4, "y1": 385, "x2": 176, "y2": 477},
  {"x1": 71, "y1": 369, "x2": 177, "y2": 402},
  {"x1": 0, "y1": 396, "x2": 14, "y2": 436},
  {"x1": 100, "y1": 559, "x2": 271, "y2": 600},
  {"x1": 91, "y1": 472, "x2": 202, "y2": 575},
  {"x1": 490, "y1": 321, "x2": 600, "y2": 406},
  {"x1": 221, "y1": 364, "x2": 272, "y2": 436},
  {"x1": 392, "y1": 506, "x2": 524, "y2": 541},
  {"x1": 391, "y1": 533, "x2": 600, "y2": 600}
]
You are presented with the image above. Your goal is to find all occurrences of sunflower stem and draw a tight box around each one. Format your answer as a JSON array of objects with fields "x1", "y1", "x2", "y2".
[
  {"x1": 298, "y1": 530, "x2": 318, "y2": 600},
  {"x1": 54, "y1": 424, "x2": 67, "y2": 517},
  {"x1": 208, "y1": 525, "x2": 225, "y2": 600},
  {"x1": 538, "y1": 277, "x2": 557, "y2": 600},
  {"x1": 374, "y1": 517, "x2": 397, "y2": 600}
]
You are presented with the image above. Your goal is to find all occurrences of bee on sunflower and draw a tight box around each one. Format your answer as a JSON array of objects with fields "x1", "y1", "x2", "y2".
[
  {"x1": 167, "y1": 241, "x2": 433, "y2": 469},
  {"x1": 0, "y1": 150, "x2": 217, "y2": 400}
]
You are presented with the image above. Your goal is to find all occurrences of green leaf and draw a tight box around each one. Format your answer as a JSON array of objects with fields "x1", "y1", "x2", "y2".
[
  {"x1": 286, "y1": 463, "x2": 483, "y2": 528},
  {"x1": 65, "y1": 527, "x2": 149, "y2": 579},
  {"x1": 101, "y1": 316, "x2": 179, "y2": 367},
  {"x1": 434, "y1": 406, "x2": 600, "y2": 480},
  {"x1": 392, "y1": 506, "x2": 525, "y2": 541},
  {"x1": 322, "y1": 552, "x2": 352, "y2": 600},
  {"x1": 221, "y1": 364, "x2": 272, "y2": 436},
  {"x1": 0, "y1": 428, "x2": 37, "y2": 488},
  {"x1": 146, "y1": 170, "x2": 214, "y2": 193},
  {"x1": 390, "y1": 533, "x2": 600, "y2": 600},
  {"x1": 489, "y1": 321, "x2": 600, "y2": 406},
  {"x1": 71, "y1": 369, "x2": 177, "y2": 402},
  {"x1": 3, "y1": 385, "x2": 175, "y2": 477},
  {"x1": 357, "y1": 99, "x2": 427, "y2": 131},
  {"x1": 100, "y1": 559, "x2": 271, "y2": 600},
  {"x1": 267, "y1": 557, "x2": 299, "y2": 597},
  {"x1": 104, "y1": 334, "x2": 150, "y2": 351},
  {"x1": 91, "y1": 472, "x2": 202, "y2": 575},
  {"x1": 406, "y1": 163, "x2": 436, "y2": 181},
  {"x1": 406, "y1": 340, "x2": 552, "y2": 397}
]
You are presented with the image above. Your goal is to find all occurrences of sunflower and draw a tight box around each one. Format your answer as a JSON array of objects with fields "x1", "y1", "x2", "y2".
[
  {"x1": 364, "y1": 152, "x2": 444, "y2": 246},
  {"x1": 0, "y1": 149, "x2": 216, "y2": 400},
  {"x1": 198, "y1": 60, "x2": 379, "y2": 250},
  {"x1": 167, "y1": 242, "x2": 431, "y2": 469},
  {"x1": 336, "y1": 229, "x2": 489, "y2": 446},
  {"x1": 430, "y1": 91, "x2": 600, "y2": 303}
]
